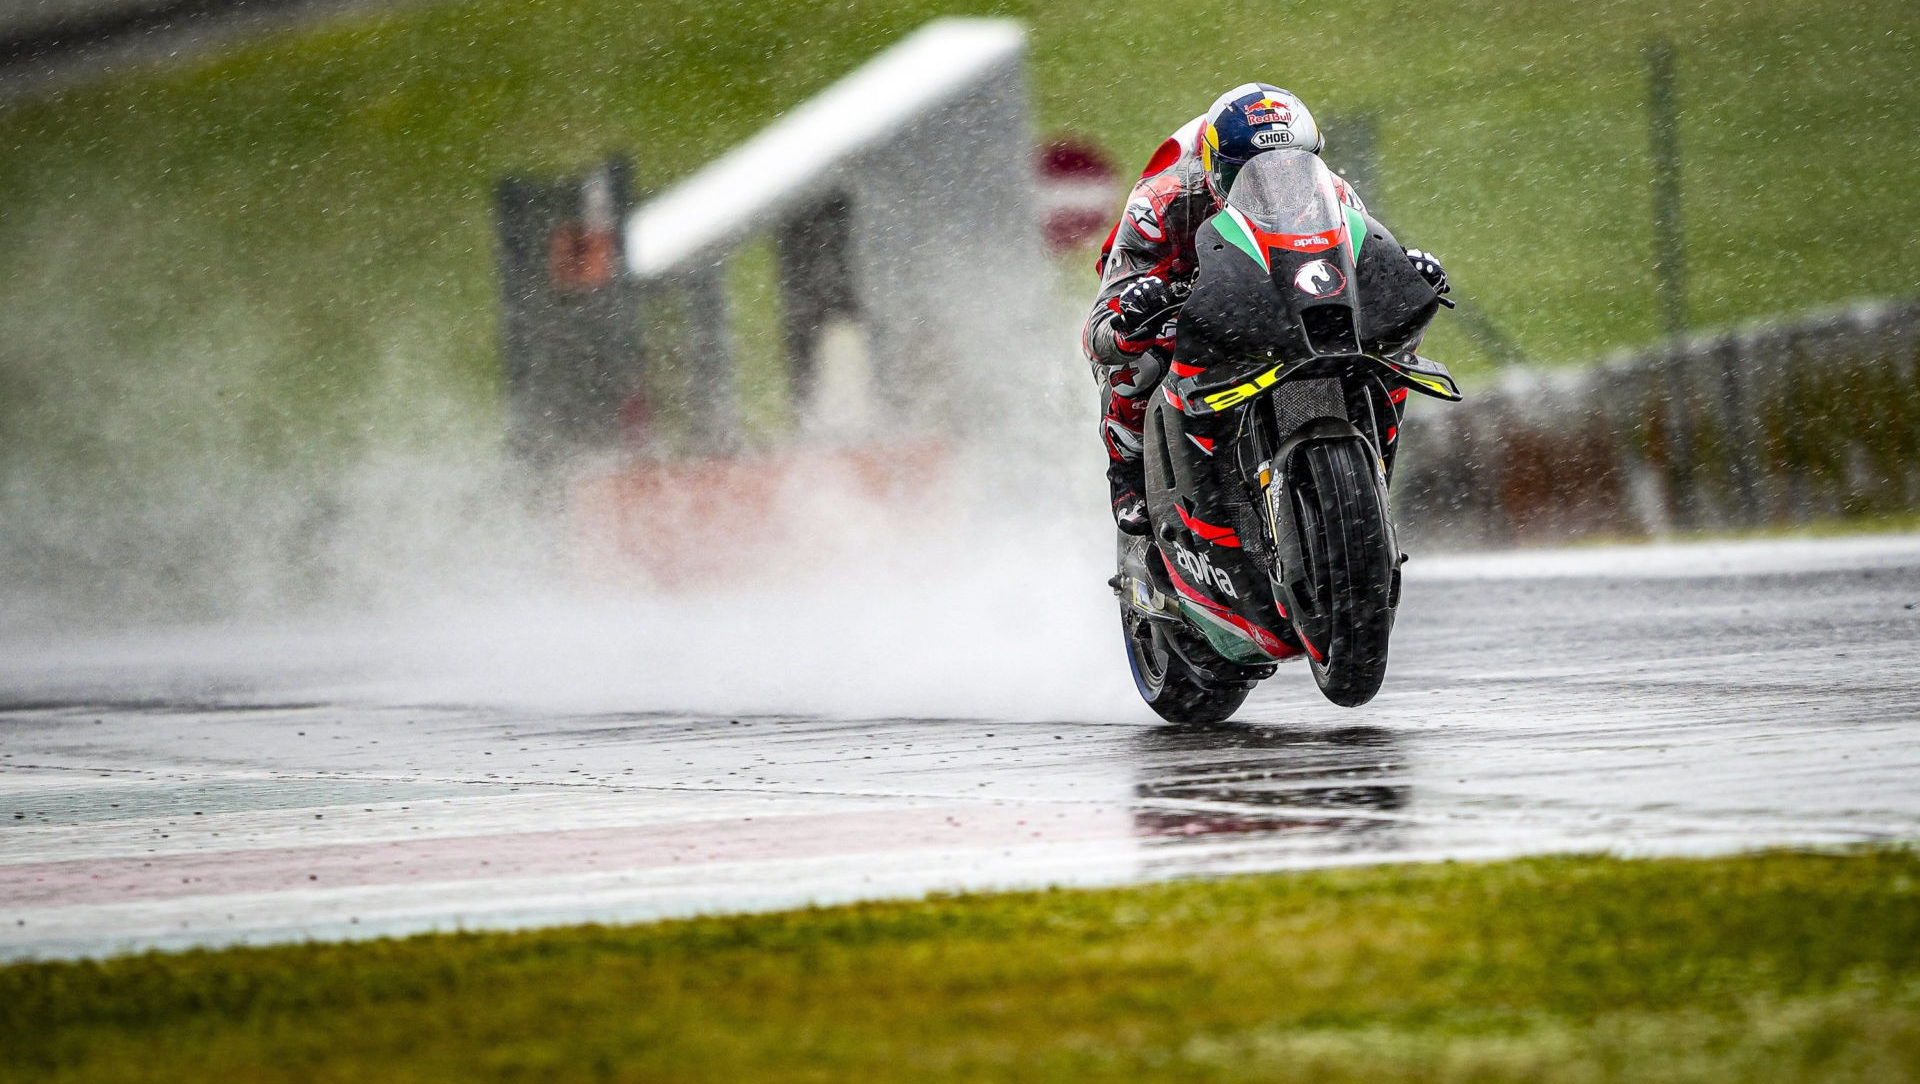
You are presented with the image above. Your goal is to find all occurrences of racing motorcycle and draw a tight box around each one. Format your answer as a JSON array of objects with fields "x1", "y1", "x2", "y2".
[{"x1": 1116, "y1": 148, "x2": 1461, "y2": 719}]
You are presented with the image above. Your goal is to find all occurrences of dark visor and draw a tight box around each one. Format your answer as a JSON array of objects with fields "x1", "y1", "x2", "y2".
[{"x1": 1215, "y1": 154, "x2": 1251, "y2": 196}]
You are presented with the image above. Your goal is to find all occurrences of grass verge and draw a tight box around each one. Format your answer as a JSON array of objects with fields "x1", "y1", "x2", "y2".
[{"x1": 6, "y1": 848, "x2": 1920, "y2": 1082}]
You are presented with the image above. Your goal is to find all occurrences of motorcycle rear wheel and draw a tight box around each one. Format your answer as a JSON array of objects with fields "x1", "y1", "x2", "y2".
[
  {"x1": 1290, "y1": 439, "x2": 1397, "y2": 707},
  {"x1": 1121, "y1": 605, "x2": 1253, "y2": 723}
]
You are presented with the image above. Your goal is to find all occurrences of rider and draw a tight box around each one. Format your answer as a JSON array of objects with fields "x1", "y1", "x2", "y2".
[{"x1": 1084, "y1": 83, "x2": 1451, "y2": 534}]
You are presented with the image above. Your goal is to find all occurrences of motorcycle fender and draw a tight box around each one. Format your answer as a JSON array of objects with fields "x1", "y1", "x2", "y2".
[{"x1": 1266, "y1": 418, "x2": 1375, "y2": 621}]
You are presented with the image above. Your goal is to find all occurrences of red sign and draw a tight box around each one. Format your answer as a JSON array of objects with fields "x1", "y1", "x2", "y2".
[
  {"x1": 1037, "y1": 138, "x2": 1119, "y2": 253},
  {"x1": 548, "y1": 222, "x2": 617, "y2": 290}
]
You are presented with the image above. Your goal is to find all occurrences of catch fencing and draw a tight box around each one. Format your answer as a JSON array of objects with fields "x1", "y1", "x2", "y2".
[{"x1": 1395, "y1": 297, "x2": 1920, "y2": 546}]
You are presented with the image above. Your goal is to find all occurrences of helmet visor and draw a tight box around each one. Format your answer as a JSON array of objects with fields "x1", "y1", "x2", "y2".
[{"x1": 1211, "y1": 149, "x2": 1258, "y2": 199}]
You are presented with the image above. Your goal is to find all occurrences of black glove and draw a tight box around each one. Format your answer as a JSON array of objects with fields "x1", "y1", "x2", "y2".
[
  {"x1": 1113, "y1": 275, "x2": 1178, "y2": 335},
  {"x1": 1404, "y1": 248, "x2": 1450, "y2": 297}
]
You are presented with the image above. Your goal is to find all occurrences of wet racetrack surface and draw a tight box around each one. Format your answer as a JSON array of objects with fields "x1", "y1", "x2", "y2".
[{"x1": 4, "y1": 535, "x2": 1919, "y2": 960}]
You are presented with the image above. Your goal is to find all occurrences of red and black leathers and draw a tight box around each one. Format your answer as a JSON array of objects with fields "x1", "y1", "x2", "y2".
[
  {"x1": 1083, "y1": 144, "x2": 1216, "y2": 482},
  {"x1": 1083, "y1": 124, "x2": 1384, "y2": 516}
]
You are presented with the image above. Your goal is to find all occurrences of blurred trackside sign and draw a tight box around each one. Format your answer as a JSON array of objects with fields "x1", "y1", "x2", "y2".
[
  {"x1": 495, "y1": 157, "x2": 643, "y2": 466},
  {"x1": 1036, "y1": 139, "x2": 1118, "y2": 253}
]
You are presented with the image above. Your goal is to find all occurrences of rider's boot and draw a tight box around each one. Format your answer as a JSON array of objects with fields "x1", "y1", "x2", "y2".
[{"x1": 1109, "y1": 459, "x2": 1149, "y2": 536}]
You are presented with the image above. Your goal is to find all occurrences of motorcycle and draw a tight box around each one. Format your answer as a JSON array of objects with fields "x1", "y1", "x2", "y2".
[{"x1": 1115, "y1": 149, "x2": 1461, "y2": 720}]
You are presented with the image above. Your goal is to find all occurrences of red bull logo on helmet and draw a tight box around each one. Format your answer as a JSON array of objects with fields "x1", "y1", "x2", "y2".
[{"x1": 1243, "y1": 96, "x2": 1294, "y2": 127}]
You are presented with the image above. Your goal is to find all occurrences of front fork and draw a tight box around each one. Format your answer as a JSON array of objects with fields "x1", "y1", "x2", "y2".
[
  {"x1": 1253, "y1": 368, "x2": 1407, "y2": 622},
  {"x1": 1342, "y1": 368, "x2": 1407, "y2": 485}
]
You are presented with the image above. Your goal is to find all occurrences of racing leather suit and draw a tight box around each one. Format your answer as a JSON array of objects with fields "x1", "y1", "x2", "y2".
[{"x1": 1083, "y1": 119, "x2": 1401, "y2": 506}]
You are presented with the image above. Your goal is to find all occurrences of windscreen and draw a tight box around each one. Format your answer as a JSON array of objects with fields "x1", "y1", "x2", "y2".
[{"x1": 1226, "y1": 150, "x2": 1344, "y2": 235}]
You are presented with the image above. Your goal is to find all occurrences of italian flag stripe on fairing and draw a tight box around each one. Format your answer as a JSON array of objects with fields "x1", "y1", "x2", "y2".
[{"x1": 1215, "y1": 207, "x2": 1268, "y2": 271}]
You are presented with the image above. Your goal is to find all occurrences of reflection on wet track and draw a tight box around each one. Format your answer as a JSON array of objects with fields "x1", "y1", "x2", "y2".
[
  {"x1": 3, "y1": 534, "x2": 1919, "y2": 960},
  {"x1": 1132, "y1": 724, "x2": 1408, "y2": 839}
]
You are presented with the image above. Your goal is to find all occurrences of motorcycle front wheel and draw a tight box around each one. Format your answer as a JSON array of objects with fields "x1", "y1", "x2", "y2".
[
  {"x1": 1289, "y1": 438, "x2": 1397, "y2": 707},
  {"x1": 1121, "y1": 605, "x2": 1253, "y2": 723}
]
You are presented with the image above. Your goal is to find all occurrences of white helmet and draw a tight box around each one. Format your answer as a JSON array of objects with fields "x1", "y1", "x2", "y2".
[{"x1": 1199, "y1": 83, "x2": 1324, "y2": 199}]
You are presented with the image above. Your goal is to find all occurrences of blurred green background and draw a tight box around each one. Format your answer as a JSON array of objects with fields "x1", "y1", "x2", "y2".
[{"x1": 0, "y1": 0, "x2": 1914, "y2": 501}]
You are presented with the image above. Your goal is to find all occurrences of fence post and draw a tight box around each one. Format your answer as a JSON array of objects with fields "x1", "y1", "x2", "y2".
[
  {"x1": 1715, "y1": 335, "x2": 1763, "y2": 526},
  {"x1": 1644, "y1": 40, "x2": 1698, "y2": 528},
  {"x1": 1645, "y1": 39, "x2": 1688, "y2": 339}
]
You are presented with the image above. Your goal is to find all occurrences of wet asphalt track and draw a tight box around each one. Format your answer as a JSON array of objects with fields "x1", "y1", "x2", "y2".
[{"x1": 3, "y1": 534, "x2": 1919, "y2": 961}]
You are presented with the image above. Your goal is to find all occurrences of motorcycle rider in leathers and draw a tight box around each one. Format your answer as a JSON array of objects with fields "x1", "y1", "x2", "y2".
[{"x1": 1084, "y1": 83, "x2": 1451, "y2": 533}]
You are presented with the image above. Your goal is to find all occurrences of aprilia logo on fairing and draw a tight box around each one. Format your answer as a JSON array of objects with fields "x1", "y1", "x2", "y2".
[{"x1": 1171, "y1": 543, "x2": 1239, "y2": 599}]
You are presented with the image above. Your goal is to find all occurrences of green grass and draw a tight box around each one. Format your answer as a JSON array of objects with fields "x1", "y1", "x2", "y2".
[
  {"x1": 6, "y1": 849, "x2": 1920, "y2": 1081},
  {"x1": 0, "y1": 0, "x2": 1915, "y2": 480}
]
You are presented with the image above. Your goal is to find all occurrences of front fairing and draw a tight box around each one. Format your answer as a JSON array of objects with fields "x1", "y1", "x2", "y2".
[{"x1": 1167, "y1": 150, "x2": 1444, "y2": 415}]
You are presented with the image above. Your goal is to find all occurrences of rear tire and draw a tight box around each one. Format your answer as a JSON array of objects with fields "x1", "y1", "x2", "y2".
[
  {"x1": 1289, "y1": 439, "x2": 1397, "y2": 707},
  {"x1": 1121, "y1": 605, "x2": 1253, "y2": 723}
]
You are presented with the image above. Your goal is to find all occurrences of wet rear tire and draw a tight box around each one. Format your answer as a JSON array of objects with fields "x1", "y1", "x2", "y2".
[
  {"x1": 1121, "y1": 605, "x2": 1253, "y2": 723},
  {"x1": 1290, "y1": 439, "x2": 1397, "y2": 707}
]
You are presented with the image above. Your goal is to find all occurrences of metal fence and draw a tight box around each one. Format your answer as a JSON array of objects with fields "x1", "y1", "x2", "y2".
[{"x1": 1396, "y1": 297, "x2": 1920, "y2": 547}]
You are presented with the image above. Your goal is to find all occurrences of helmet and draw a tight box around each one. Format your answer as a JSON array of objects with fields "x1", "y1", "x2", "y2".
[{"x1": 1199, "y1": 83, "x2": 1323, "y2": 199}]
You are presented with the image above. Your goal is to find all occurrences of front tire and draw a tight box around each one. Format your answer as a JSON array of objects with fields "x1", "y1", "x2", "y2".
[
  {"x1": 1288, "y1": 439, "x2": 1397, "y2": 707},
  {"x1": 1121, "y1": 605, "x2": 1253, "y2": 723}
]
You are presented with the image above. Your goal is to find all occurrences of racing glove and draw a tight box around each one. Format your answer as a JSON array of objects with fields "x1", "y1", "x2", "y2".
[
  {"x1": 1112, "y1": 276, "x2": 1178, "y2": 344},
  {"x1": 1404, "y1": 248, "x2": 1450, "y2": 297}
]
